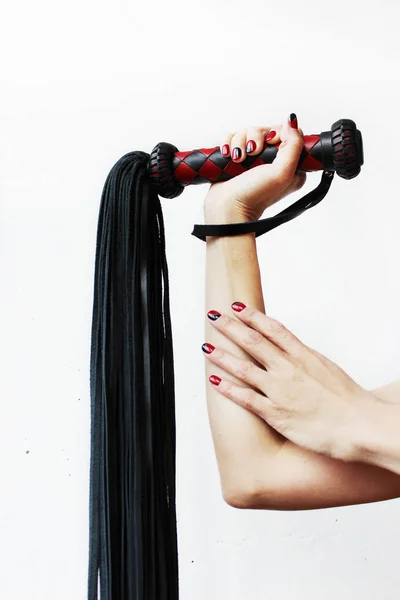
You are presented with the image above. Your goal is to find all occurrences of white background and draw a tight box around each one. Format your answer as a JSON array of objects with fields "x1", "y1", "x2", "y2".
[{"x1": 1, "y1": 1, "x2": 400, "y2": 598}]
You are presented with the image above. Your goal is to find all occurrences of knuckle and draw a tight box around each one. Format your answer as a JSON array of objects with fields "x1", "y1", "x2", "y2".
[
  {"x1": 246, "y1": 125, "x2": 258, "y2": 134},
  {"x1": 218, "y1": 315, "x2": 235, "y2": 333},
  {"x1": 213, "y1": 347, "x2": 226, "y2": 361},
  {"x1": 232, "y1": 130, "x2": 245, "y2": 143},
  {"x1": 235, "y1": 360, "x2": 255, "y2": 382},
  {"x1": 270, "y1": 355, "x2": 290, "y2": 372},
  {"x1": 243, "y1": 306, "x2": 258, "y2": 323},
  {"x1": 220, "y1": 379, "x2": 233, "y2": 395},
  {"x1": 268, "y1": 318, "x2": 287, "y2": 336},
  {"x1": 246, "y1": 126, "x2": 261, "y2": 139},
  {"x1": 221, "y1": 132, "x2": 233, "y2": 144},
  {"x1": 242, "y1": 388, "x2": 257, "y2": 410},
  {"x1": 243, "y1": 329, "x2": 264, "y2": 348}
]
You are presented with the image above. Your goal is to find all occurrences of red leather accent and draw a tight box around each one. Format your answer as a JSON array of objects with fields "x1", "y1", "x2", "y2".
[
  {"x1": 251, "y1": 157, "x2": 266, "y2": 168},
  {"x1": 173, "y1": 162, "x2": 197, "y2": 183},
  {"x1": 301, "y1": 154, "x2": 324, "y2": 171},
  {"x1": 198, "y1": 160, "x2": 222, "y2": 181},
  {"x1": 303, "y1": 135, "x2": 320, "y2": 153},
  {"x1": 223, "y1": 161, "x2": 247, "y2": 177},
  {"x1": 198, "y1": 146, "x2": 219, "y2": 157},
  {"x1": 175, "y1": 150, "x2": 194, "y2": 160}
]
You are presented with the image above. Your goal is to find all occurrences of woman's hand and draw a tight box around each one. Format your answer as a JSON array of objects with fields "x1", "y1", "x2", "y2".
[
  {"x1": 204, "y1": 114, "x2": 307, "y2": 224},
  {"x1": 202, "y1": 303, "x2": 384, "y2": 463}
]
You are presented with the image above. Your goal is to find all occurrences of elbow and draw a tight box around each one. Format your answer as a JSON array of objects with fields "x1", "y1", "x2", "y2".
[
  {"x1": 222, "y1": 482, "x2": 266, "y2": 510},
  {"x1": 223, "y1": 490, "x2": 253, "y2": 509},
  {"x1": 220, "y1": 473, "x2": 288, "y2": 510},
  {"x1": 222, "y1": 482, "x2": 291, "y2": 511}
]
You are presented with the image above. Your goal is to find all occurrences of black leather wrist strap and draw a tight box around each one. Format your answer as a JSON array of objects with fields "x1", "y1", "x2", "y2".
[{"x1": 191, "y1": 171, "x2": 334, "y2": 241}]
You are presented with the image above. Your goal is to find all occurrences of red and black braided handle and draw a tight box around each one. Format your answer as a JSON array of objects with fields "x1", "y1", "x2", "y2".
[{"x1": 148, "y1": 118, "x2": 363, "y2": 199}]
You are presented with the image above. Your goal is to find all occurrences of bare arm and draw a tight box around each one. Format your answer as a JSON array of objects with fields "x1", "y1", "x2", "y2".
[{"x1": 204, "y1": 219, "x2": 400, "y2": 510}]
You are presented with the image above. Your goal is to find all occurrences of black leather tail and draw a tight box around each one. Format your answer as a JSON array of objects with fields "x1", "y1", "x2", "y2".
[{"x1": 88, "y1": 152, "x2": 179, "y2": 600}]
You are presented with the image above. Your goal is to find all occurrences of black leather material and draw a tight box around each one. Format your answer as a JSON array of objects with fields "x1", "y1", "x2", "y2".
[
  {"x1": 191, "y1": 171, "x2": 334, "y2": 241},
  {"x1": 89, "y1": 151, "x2": 179, "y2": 599}
]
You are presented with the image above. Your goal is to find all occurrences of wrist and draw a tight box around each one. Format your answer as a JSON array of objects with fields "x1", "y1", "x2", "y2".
[
  {"x1": 203, "y1": 206, "x2": 250, "y2": 226},
  {"x1": 203, "y1": 190, "x2": 262, "y2": 226},
  {"x1": 349, "y1": 392, "x2": 400, "y2": 474}
]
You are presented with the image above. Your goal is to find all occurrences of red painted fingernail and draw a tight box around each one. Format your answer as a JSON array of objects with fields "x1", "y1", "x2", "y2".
[
  {"x1": 246, "y1": 140, "x2": 256, "y2": 153},
  {"x1": 209, "y1": 375, "x2": 221, "y2": 386},
  {"x1": 207, "y1": 310, "x2": 221, "y2": 321},
  {"x1": 222, "y1": 144, "x2": 230, "y2": 156},
  {"x1": 202, "y1": 343, "x2": 215, "y2": 354},
  {"x1": 265, "y1": 130, "x2": 276, "y2": 142},
  {"x1": 232, "y1": 147, "x2": 242, "y2": 161},
  {"x1": 231, "y1": 302, "x2": 246, "y2": 312},
  {"x1": 289, "y1": 113, "x2": 298, "y2": 129}
]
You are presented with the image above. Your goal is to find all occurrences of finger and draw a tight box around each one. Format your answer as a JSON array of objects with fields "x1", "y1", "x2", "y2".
[
  {"x1": 230, "y1": 129, "x2": 248, "y2": 163},
  {"x1": 219, "y1": 131, "x2": 235, "y2": 158},
  {"x1": 245, "y1": 125, "x2": 282, "y2": 155},
  {"x1": 270, "y1": 113, "x2": 304, "y2": 189},
  {"x1": 207, "y1": 311, "x2": 286, "y2": 369},
  {"x1": 202, "y1": 342, "x2": 268, "y2": 392},
  {"x1": 230, "y1": 303, "x2": 311, "y2": 359},
  {"x1": 264, "y1": 125, "x2": 282, "y2": 145},
  {"x1": 209, "y1": 374, "x2": 271, "y2": 420}
]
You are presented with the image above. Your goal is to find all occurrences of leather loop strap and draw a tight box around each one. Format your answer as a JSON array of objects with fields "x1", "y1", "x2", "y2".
[{"x1": 191, "y1": 171, "x2": 334, "y2": 241}]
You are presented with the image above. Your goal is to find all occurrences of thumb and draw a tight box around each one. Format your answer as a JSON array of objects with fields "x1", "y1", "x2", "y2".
[{"x1": 270, "y1": 114, "x2": 304, "y2": 189}]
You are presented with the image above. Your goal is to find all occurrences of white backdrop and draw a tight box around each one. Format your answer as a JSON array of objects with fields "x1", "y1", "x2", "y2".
[{"x1": 1, "y1": 1, "x2": 400, "y2": 598}]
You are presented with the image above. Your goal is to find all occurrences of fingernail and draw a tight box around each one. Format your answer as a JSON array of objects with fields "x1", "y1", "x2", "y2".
[
  {"x1": 232, "y1": 147, "x2": 242, "y2": 161},
  {"x1": 222, "y1": 144, "x2": 230, "y2": 156},
  {"x1": 209, "y1": 375, "x2": 221, "y2": 386},
  {"x1": 265, "y1": 130, "x2": 276, "y2": 142},
  {"x1": 246, "y1": 140, "x2": 256, "y2": 153},
  {"x1": 202, "y1": 343, "x2": 215, "y2": 354},
  {"x1": 289, "y1": 113, "x2": 298, "y2": 129},
  {"x1": 207, "y1": 310, "x2": 221, "y2": 321},
  {"x1": 231, "y1": 302, "x2": 246, "y2": 312}
]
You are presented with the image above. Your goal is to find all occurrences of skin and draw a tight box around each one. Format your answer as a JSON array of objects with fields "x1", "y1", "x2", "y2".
[{"x1": 201, "y1": 115, "x2": 400, "y2": 510}]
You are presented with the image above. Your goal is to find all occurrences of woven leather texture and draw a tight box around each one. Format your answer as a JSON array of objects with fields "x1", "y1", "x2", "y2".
[{"x1": 172, "y1": 135, "x2": 324, "y2": 186}]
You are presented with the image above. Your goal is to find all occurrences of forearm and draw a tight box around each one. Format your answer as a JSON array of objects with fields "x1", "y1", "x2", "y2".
[
  {"x1": 203, "y1": 210, "x2": 400, "y2": 510},
  {"x1": 204, "y1": 209, "x2": 286, "y2": 505},
  {"x1": 354, "y1": 390, "x2": 400, "y2": 476}
]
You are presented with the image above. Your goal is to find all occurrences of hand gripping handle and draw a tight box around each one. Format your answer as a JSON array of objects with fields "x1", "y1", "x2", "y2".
[{"x1": 147, "y1": 118, "x2": 363, "y2": 199}]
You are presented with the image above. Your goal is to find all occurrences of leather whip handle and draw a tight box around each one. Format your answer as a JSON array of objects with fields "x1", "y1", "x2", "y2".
[{"x1": 147, "y1": 118, "x2": 363, "y2": 199}]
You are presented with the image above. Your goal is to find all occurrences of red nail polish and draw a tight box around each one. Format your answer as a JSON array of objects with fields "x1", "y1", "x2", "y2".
[
  {"x1": 202, "y1": 343, "x2": 215, "y2": 354},
  {"x1": 231, "y1": 302, "x2": 246, "y2": 312},
  {"x1": 209, "y1": 375, "x2": 221, "y2": 386},
  {"x1": 265, "y1": 130, "x2": 276, "y2": 142},
  {"x1": 289, "y1": 113, "x2": 298, "y2": 129},
  {"x1": 246, "y1": 140, "x2": 256, "y2": 153},
  {"x1": 222, "y1": 144, "x2": 230, "y2": 156},
  {"x1": 232, "y1": 147, "x2": 242, "y2": 161},
  {"x1": 207, "y1": 310, "x2": 221, "y2": 321}
]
